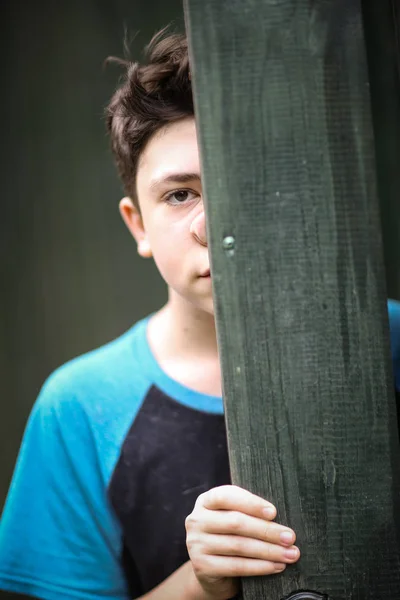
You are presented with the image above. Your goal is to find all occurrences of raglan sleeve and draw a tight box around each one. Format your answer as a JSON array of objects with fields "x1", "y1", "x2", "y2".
[
  {"x1": 0, "y1": 369, "x2": 130, "y2": 600},
  {"x1": 388, "y1": 299, "x2": 400, "y2": 393}
]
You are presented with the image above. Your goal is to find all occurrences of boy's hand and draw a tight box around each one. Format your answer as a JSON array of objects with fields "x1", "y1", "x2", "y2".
[{"x1": 185, "y1": 485, "x2": 300, "y2": 600}]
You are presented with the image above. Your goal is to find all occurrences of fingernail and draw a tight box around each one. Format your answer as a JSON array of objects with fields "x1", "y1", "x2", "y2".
[
  {"x1": 280, "y1": 531, "x2": 294, "y2": 544},
  {"x1": 263, "y1": 506, "x2": 276, "y2": 519},
  {"x1": 274, "y1": 563, "x2": 286, "y2": 571},
  {"x1": 284, "y1": 547, "x2": 299, "y2": 559}
]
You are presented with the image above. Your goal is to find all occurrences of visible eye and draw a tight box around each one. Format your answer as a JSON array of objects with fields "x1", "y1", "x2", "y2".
[{"x1": 164, "y1": 189, "x2": 199, "y2": 207}]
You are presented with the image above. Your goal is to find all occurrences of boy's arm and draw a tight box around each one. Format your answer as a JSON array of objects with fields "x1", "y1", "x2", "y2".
[
  {"x1": 138, "y1": 561, "x2": 217, "y2": 600},
  {"x1": 0, "y1": 370, "x2": 130, "y2": 600},
  {"x1": 0, "y1": 566, "x2": 207, "y2": 600},
  {"x1": 140, "y1": 486, "x2": 299, "y2": 600},
  {"x1": 0, "y1": 564, "x2": 226, "y2": 600}
]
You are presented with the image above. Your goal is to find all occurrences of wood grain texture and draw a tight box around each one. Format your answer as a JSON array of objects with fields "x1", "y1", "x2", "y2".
[{"x1": 184, "y1": 1, "x2": 400, "y2": 598}]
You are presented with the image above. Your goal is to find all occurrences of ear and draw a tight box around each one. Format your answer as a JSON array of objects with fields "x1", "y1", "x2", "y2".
[{"x1": 119, "y1": 197, "x2": 152, "y2": 258}]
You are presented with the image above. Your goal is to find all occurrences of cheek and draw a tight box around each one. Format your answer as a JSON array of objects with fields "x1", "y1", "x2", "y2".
[{"x1": 148, "y1": 226, "x2": 190, "y2": 286}]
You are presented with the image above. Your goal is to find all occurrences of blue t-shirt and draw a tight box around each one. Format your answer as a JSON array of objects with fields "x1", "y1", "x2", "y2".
[
  {"x1": 0, "y1": 314, "x2": 229, "y2": 600},
  {"x1": 0, "y1": 300, "x2": 399, "y2": 600}
]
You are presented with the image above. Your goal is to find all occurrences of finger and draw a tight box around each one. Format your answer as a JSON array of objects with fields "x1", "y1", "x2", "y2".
[
  {"x1": 201, "y1": 534, "x2": 300, "y2": 564},
  {"x1": 198, "y1": 485, "x2": 276, "y2": 520},
  {"x1": 197, "y1": 510, "x2": 296, "y2": 546},
  {"x1": 197, "y1": 554, "x2": 287, "y2": 578}
]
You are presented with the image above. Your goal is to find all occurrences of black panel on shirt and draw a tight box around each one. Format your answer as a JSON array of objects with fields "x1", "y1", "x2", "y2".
[{"x1": 108, "y1": 385, "x2": 231, "y2": 597}]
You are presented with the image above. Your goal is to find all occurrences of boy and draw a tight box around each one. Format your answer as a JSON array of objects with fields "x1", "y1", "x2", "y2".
[{"x1": 0, "y1": 29, "x2": 399, "y2": 600}]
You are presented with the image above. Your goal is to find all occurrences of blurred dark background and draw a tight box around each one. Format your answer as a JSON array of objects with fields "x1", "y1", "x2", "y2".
[
  {"x1": 0, "y1": 0, "x2": 182, "y2": 506},
  {"x1": 0, "y1": 1, "x2": 399, "y2": 508}
]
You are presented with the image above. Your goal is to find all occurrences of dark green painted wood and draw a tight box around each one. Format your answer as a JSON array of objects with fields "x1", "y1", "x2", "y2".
[{"x1": 185, "y1": 1, "x2": 400, "y2": 598}]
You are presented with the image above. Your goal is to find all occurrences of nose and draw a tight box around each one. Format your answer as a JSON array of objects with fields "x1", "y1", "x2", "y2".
[{"x1": 190, "y1": 207, "x2": 207, "y2": 246}]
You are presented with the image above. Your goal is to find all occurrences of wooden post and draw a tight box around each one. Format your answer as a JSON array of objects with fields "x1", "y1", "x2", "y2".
[{"x1": 184, "y1": 1, "x2": 400, "y2": 599}]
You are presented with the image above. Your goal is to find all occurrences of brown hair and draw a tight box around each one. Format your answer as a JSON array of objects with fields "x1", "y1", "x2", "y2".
[{"x1": 106, "y1": 29, "x2": 194, "y2": 207}]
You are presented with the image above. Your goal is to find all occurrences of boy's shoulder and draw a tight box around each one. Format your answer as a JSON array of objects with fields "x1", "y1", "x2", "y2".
[
  {"x1": 388, "y1": 299, "x2": 400, "y2": 389},
  {"x1": 0, "y1": 315, "x2": 157, "y2": 600},
  {"x1": 34, "y1": 314, "x2": 154, "y2": 434}
]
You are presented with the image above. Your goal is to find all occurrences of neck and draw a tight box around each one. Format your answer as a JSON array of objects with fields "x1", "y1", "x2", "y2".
[
  {"x1": 146, "y1": 289, "x2": 222, "y2": 397},
  {"x1": 151, "y1": 289, "x2": 219, "y2": 360}
]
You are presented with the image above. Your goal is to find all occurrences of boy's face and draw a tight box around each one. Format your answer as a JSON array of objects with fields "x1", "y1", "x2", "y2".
[{"x1": 120, "y1": 117, "x2": 214, "y2": 315}]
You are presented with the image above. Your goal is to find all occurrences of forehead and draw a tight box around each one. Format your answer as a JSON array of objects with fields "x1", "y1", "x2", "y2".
[{"x1": 137, "y1": 118, "x2": 200, "y2": 190}]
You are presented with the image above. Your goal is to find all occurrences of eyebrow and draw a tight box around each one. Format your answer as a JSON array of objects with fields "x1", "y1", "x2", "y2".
[{"x1": 149, "y1": 172, "x2": 201, "y2": 191}]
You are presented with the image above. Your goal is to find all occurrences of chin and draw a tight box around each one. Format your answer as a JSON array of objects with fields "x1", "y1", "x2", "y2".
[
  {"x1": 170, "y1": 284, "x2": 215, "y2": 317},
  {"x1": 199, "y1": 296, "x2": 215, "y2": 316},
  {"x1": 187, "y1": 293, "x2": 215, "y2": 317}
]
